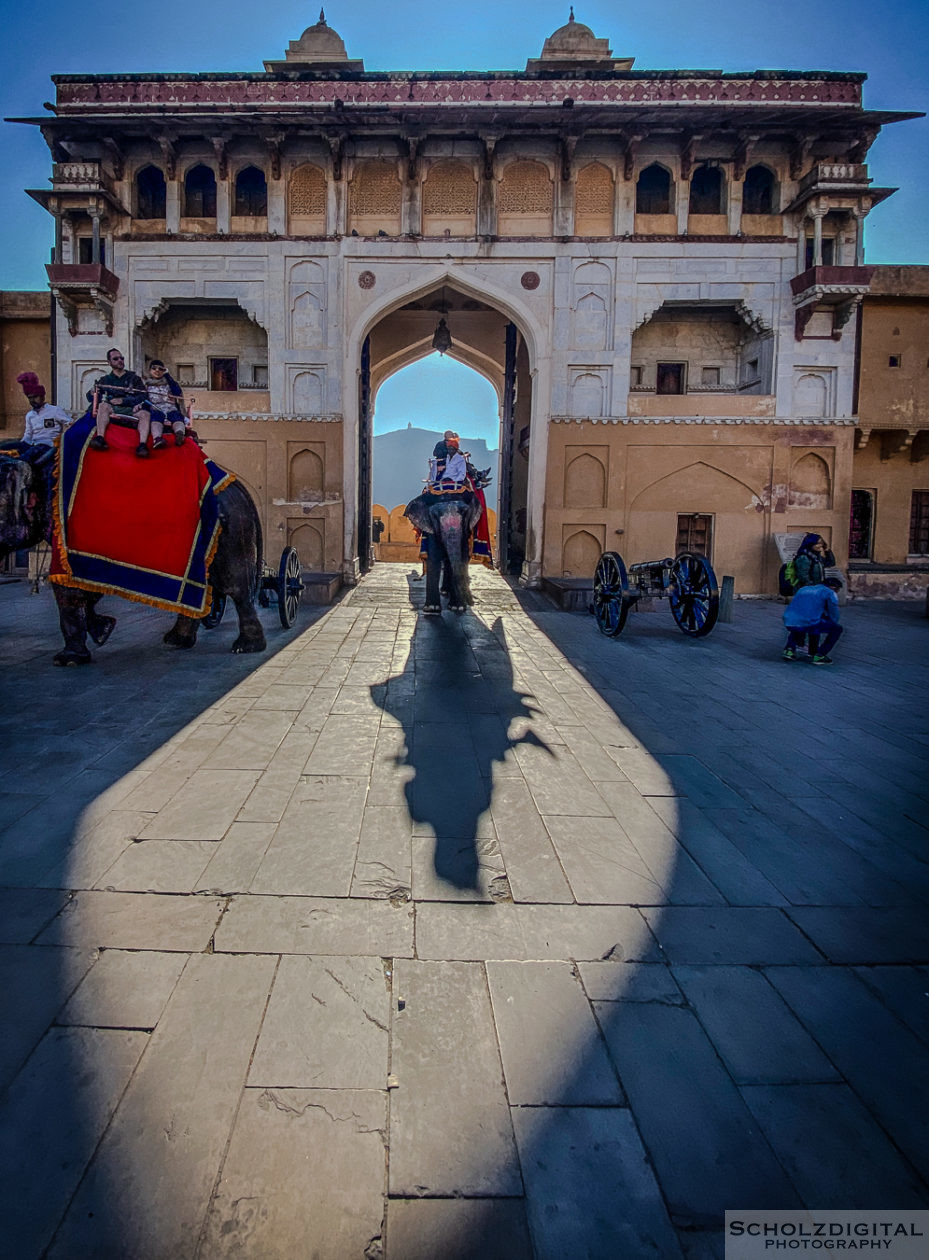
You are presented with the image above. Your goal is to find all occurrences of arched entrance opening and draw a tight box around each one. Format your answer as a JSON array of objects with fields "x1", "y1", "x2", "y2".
[
  {"x1": 369, "y1": 355, "x2": 500, "y2": 565},
  {"x1": 356, "y1": 283, "x2": 533, "y2": 576}
]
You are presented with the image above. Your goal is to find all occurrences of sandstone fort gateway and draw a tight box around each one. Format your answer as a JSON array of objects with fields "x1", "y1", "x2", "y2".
[{"x1": 5, "y1": 12, "x2": 926, "y2": 593}]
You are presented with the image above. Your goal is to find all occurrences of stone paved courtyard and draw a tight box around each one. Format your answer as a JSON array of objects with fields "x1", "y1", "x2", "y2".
[{"x1": 1, "y1": 564, "x2": 928, "y2": 1258}]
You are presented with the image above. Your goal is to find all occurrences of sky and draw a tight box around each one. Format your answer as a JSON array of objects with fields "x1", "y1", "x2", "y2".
[
  {"x1": 1, "y1": 0, "x2": 926, "y2": 441},
  {"x1": 373, "y1": 355, "x2": 500, "y2": 445}
]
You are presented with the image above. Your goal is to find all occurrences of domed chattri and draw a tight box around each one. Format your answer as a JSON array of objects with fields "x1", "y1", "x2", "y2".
[
  {"x1": 528, "y1": 9, "x2": 634, "y2": 71},
  {"x1": 264, "y1": 9, "x2": 364, "y2": 72}
]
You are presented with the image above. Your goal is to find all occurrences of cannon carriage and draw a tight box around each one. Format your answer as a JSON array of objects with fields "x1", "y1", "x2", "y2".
[{"x1": 591, "y1": 550, "x2": 720, "y2": 639}]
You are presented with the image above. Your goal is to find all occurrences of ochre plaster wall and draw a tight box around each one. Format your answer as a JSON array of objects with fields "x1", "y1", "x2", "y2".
[
  {"x1": 858, "y1": 297, "x2": 929, "y2": 432},
  {"x1": 194, "y1": 418, "x2": 344, "y2": 573},
  {"x1": 543, "y1": 422, "x2": 855, "y2": 594},
  {"x1": 0, "y1": 293, "x2": 52, "y2": 435},
  {"x1": 852, "y1": 442, "x2": 929, "y2": 566}
]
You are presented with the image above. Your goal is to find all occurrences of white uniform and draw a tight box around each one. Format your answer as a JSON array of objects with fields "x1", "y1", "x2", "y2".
[
  {"x1": 428, "y1": 450, "x2": 467, "y2": 484},
  {"x1": 22, "y1": 403, "x2": 71, "y2": 445}
]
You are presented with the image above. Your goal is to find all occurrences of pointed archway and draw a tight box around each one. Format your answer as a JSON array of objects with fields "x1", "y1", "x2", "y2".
[{"x1": 354, "y1": 282, "x2": 534, "y2": 576}]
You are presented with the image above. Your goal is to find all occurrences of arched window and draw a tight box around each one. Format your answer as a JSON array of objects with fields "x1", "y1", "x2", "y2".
[
  {"x1": 636, "y1": 164, "x2": 672, "y2": 215},
  {"x1": 184, "y1": 165, "x2": 216, "y2": 218},
  {"x1": 689, "y1": 165, "x2": 724, "y2": 215},
  {"x1": 136, "y1": 165, "x2": 166, "y2": 219},
  {"x1": 743, "y1": 165, "x2": 776, "y2": 216},
  {"x1": 234, "y1": 166, "x2": 267, "y2": 217}
]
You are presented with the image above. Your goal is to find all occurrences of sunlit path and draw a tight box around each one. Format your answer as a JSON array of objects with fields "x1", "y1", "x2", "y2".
[{"x1": 1, "y1": 568, "x2": 928, "y2": 1257}]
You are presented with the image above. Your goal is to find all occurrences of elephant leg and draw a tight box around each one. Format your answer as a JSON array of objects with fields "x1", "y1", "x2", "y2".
[
  {"x1": 52, "y1": 586, "x2": 93, "y2": 665},
  {"x1": 85, "y1": 595, "x2": 116, "y2": 647},
  {"x1": 423, "y1": 536, "x2": 443, "y2": 614},
  {"x1": 164, "y1": 614, "x2": 199, "y2": 649},
  {"x1": 231, "y1": 592, "x2": 266, "y2": 654}
]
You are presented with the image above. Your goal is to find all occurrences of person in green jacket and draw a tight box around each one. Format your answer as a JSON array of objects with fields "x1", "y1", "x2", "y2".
[{"x1": 793, "y1": 533, "x2": 835, "y2": 588}]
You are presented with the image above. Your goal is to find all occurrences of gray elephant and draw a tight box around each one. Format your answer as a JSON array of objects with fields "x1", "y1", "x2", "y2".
[
  {"x1": 0, "y1": 448, "x2": 266, "y2": 664},
  {"x1": 404, "y1": 492, "x2": 484, "y2": 614}
]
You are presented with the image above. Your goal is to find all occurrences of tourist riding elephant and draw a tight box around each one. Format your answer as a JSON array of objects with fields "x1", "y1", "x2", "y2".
[
  {"x1": 0, "y1": 448, "x2": 266, "y2": 664},
  {"x1": 404, "y1": 492, "x2": 484, "y2": 614}
]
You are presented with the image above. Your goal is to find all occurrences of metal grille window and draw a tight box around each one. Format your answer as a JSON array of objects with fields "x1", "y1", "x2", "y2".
[{"x1": 909, "y1": 490, "x2": 929, "y2": 554}]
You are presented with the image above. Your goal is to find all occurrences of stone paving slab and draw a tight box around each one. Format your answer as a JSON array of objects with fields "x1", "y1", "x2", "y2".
[
  {"x1": 48, "y1": 953, "x2": 276, "y2": 1260},
  {"x1": 3, "y1": 573, "x2": 929, "y2": 1256},
  {"x1": 138, "y1": 768, "x2": 262, "y2": 842},
  {"x1": 741, "y1": 1083, "x2": 929, "y2": 1209},
  {"x1": 599, "y1": 1000, "x2": 801, "y2": 1223},
  {"x1": 389, "y1": 959, "x2": 522, "y2": 1197},
  {"x1": 512, "y1": 1106, "x2": 683, "y2": 1259},
  {"x1": 36, "y1": 889, "x2": 225, "y2": 952},
  {"x1": 0, "y1": 1026, "x2": 149, "y2": 1259},
  {"x1": 642, "y1": 906, "x2": 825, "y2": 965},
  {"x1": 385, "y1": 1198, "x2": 533, "y2": 1260},
  {"x1": 215, "y1": 893, "x2": 415, "y2": 956},
  {"x1": 0, "y1": 943, "x2": 95, "y2": 1091},
  {"x1": 201, "y1": 1088, "x2": 387, "y2": 1258},
  {"x1": 487, "y1": 960, "x2": 623, "y2": 1105},
  {"x1": 249, "y1": 955, "x2": 389, "y2": 1089},
  {"x1": 786, "y1": 907, "x2": 929, "y2": 964},
  {"x1": 57, "y1": 948, "x2": 187, "y2": 1030},
  {"x1": 415, "y1": 902, "x2": 660, "y2": 962},
  {"x1": 672, "y1": 964, "x2": 840, "y2": 1085},
  {"x1": 764, "y1": 965, "x2": 929, "y2": 1182},
  {"x1": 0, "y1": 886, "x2": 71, "y2": 942}
]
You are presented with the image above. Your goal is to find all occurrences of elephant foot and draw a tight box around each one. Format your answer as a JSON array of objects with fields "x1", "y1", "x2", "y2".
[
  {"x1": 232, "y1": 633, "x2": 267, "y2": 654},
  {"x1": 449, "y1": 604, "x2": 466, "y2": 614},
  {"x1": 53, "y1": 649, "x2": 93, "y2": 667},
  {"x1": 88, "y1": 615, "x2": 116, "y2": 647},
  {"x1": 422, "y1": 604, "x2": 441, "y2": 616},
  {"x1": 163, "y1": 628, "x2": 197, "y2": 649}
]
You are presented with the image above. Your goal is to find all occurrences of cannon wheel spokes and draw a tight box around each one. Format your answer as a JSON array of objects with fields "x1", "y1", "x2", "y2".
[
  {"x1": 277, "y1": 545, "x2": 304, "y2": 629},
  {"x1": 669, "y1": 552, "x2": 719, "y2": 637},
  {"x1": 593, "y1": 551, "x2": 632, "y2": 637},
  {"x1": 202, "y1": 590, "x2": 227, "y2": 629}
]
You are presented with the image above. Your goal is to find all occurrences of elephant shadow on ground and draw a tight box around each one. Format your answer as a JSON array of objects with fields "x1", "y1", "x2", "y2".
[{"x1": 371, "y1": 611, "x2": 552, "y2": 893}]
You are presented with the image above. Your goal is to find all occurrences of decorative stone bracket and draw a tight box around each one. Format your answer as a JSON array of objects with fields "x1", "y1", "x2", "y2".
[{"x1": 879, "y1": 429, "x2": 921, "y2": 461}]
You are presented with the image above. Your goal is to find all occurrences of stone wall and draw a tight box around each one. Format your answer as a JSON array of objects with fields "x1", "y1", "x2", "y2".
[{"x1": 0, "y1": 292, "x2": 52, "y2": 435}]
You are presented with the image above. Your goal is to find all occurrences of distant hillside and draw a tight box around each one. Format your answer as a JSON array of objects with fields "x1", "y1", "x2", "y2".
[{"x1": 372, "y1": 425, "x2": 499, "y2": 511}]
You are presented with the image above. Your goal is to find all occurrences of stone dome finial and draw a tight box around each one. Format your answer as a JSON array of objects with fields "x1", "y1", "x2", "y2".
[
  {"x1": 264, "y1": 10, "x2": 364, "y2": 72},
  {"x1": 527, "y1": 12, "x2": 634, "y2": 71}
]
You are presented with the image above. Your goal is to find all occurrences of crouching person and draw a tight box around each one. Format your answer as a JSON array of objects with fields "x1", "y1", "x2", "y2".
[{"x1": 782, "y1": 576, "x2": 844, "y2": 666}]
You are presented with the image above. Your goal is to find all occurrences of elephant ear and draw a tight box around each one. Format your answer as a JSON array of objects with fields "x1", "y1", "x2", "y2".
[
  {"x1": 466, "y1": 495, "x2": 485, "y2": 534},
  {"x1": 404, "y1": 494, "x2": 435, "y2": 535}
]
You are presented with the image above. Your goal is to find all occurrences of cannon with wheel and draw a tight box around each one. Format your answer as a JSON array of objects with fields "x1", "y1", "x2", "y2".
[
  {"x1": 591, "y1": 550, "x2": 720, "y2": 638},
  {"x1": 203, "y1": 545, "x2": 305, "y2": 631}
]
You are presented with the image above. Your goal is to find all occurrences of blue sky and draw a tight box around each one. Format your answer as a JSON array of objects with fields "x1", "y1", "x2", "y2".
[
  {"x1": 1, "y1": 0, "x2": 925, "y2": 445},
  {"x1": 374, "y1": 355, "x2": 500, "y2": 445}
]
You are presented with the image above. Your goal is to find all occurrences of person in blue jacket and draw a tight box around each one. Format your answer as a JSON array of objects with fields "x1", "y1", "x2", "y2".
[{"x1": 782, "y1": 576, "x2": 844, "y2": 665}]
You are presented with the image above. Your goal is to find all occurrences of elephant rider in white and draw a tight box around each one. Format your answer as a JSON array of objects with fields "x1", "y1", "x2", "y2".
[
  {"x1": 17, "y1": 373, "x2": 71, "y2": 448},
  {"x1": 427, "y1": 430, "x2": 469, "y2": 492}
]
